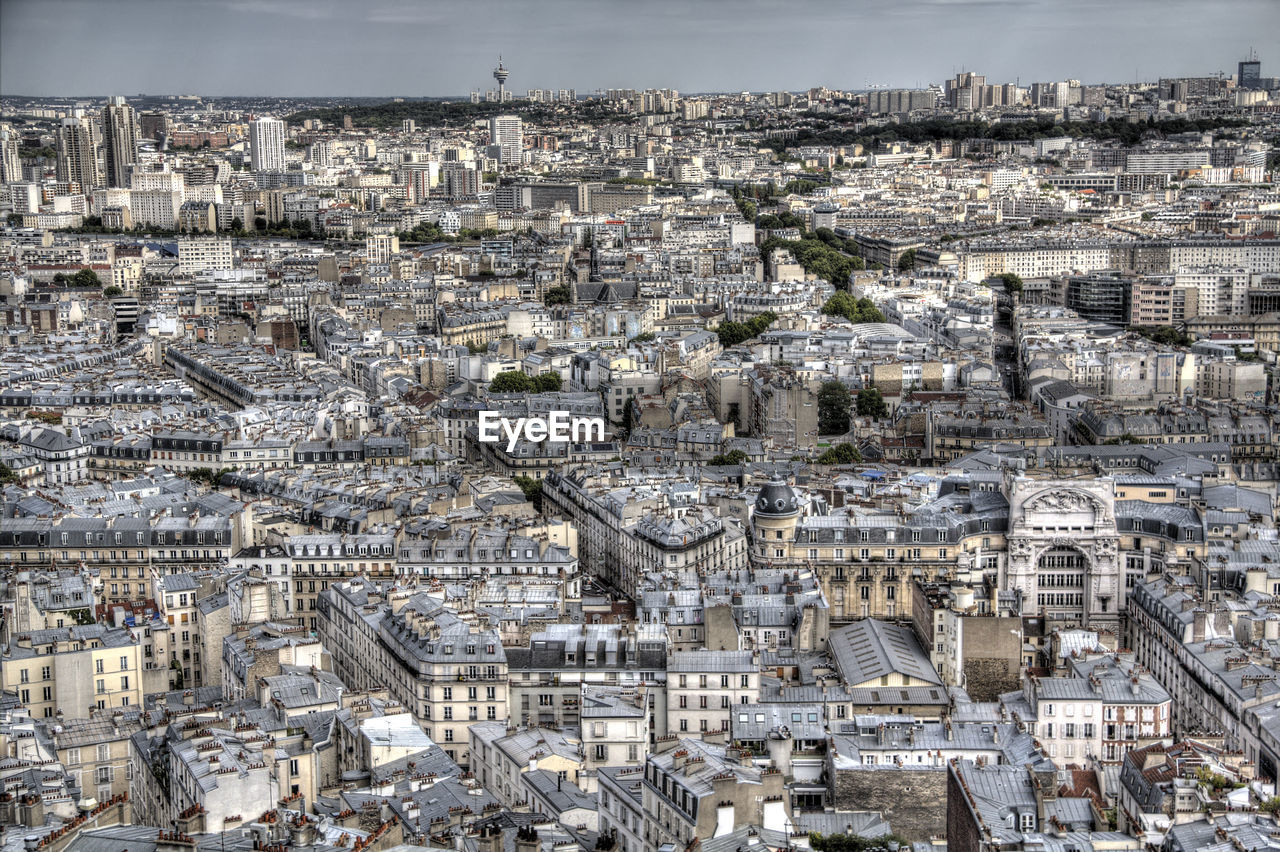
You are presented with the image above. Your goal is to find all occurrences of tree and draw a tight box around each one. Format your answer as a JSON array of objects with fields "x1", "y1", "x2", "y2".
[
  {"x1": 817, "y1": 381, "x2": 853, "y2": 435},
  {"x1": 821, "y1": 292, "x2": 885, "y2": 324},
  {"x1": 994, "y1": 272, "x2": 1023, "y2": 295},
  {"x1": 1128, "y1": 325, "x2": 1192, "y2": 347},
  {"x1": 817, "y1": 443, "x2": 861, "y2": 465},
  {"x1": 513, "y1": 475, "x2": 543, "y2": 511},
  {"x1": 809, "y1": 832, "x2": 910, "y2": 852},
  {"x1": 103, "y1": 285, "x2": 123, "y2": 298},
  {"x1": 718, "y1": 311, "x2": 777, "y2": 348},
  {"x1": 545, "y1": 285, "x2": 573, "y2": 305},
  {"x1": 0, "y1": 462, "x2": 17, "y2": 484},
  {"x1": 533, "y1": 372, "x2": 562, "y2": 392},
  {"x1": 717, "y1": 321, "x2": 752, "y2": 347},
  {"x1": 856, "y1": 387, "x2": 889, "y2": 418},
  {"x1": 490, "y1": 371, "x2": 535, "y2": 393},
  {"x1": 628, "y1": 332, "x2": 656, "y2": 344},
  {"x1": 708, "y1": 449, "x2": 749, "y2": 466},
  {"x1": 230, "y1": 216, "x2": 243, "y2": 232},
  {"x1": 897, "y1": 248, "x2": 916, "y2": 271}
]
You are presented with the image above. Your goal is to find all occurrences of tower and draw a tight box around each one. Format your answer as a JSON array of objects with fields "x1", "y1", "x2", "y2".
[
  {"x1": 1238, "y1": 47, "x2": 1262, "y2": 90},
  {"x1": 492, "y1": 56, "x2": 510, "y2": 103},
  {"x1": 56, "y1": 114, "x2": 99, "y2": 191},
  {"x1": 102, "y1": 96, "x2": 139, "y2": 188},
  {"x1": 249, "y1": 116, "x2": 286, "y2": 173},
  {"x1": 749, "y1": 480, "x2": 801, "y2": 565},
  {"x1": 0, "y1": 125, "x2": 20, "y2": 185},
  {"x1": 489, "y1": 114, "x2": 522, "y2": 166}
]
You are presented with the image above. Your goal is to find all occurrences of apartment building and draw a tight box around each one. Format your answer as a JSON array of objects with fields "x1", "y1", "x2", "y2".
[
  {"x1": 1005, "y1": 653, "x2": 1173, "y2": 764},
  {"x1": 641, "y1": 736, "x2": 790, "y2": 849},
  {"x1": 1, "y1": 624, "x2": 165, "y2": 719},
  {"x1": 317, "y1": 582, "x2": 507, "y2": 767},
  {"x1": 666, "y1": 650, "x2": 760, "y2": 736}
]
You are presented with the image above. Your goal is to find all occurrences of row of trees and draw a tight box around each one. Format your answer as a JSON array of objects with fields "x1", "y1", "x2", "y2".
[
  {"x1": 396, "y1": 221, "x2": 506, "y2": 244},
  {"x1": 50, "y1": 269, "x2": 102, "y2": 288},
  {"x1": 1128, "y1": 325, "x2": 1192, "y2": 347},
  {"x1": 768, "y1": 115, "x2": 1250, "y2": 154},
  {"x1": 285, "y1": 98, "x2": 625, "y2": 131},
  {"x1": 718, "y1": 310, "x2": 777, "y2": 347},
  {"x1": 489, "y1": 371, "x2": 563, "y2": 393}
]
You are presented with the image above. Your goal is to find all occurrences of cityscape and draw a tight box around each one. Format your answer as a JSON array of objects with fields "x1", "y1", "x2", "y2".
[{"x1": 2, "y1": 2, "x2": 1280, "y2": 851}]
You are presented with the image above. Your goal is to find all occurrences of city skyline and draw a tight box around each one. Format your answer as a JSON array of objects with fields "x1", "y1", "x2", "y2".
[{"x1": 1, "y1": 0, "x2": 1276, "y2": 97}]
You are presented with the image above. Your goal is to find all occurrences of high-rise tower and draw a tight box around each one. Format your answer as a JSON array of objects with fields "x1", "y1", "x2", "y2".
[
  {"x1": 489, "y1": 114, "x2": 523, "y2": 165},
  {"x1": 56, "y1": 114, "x2": 99, "y2": 191},
  {"x1": 0, "y1": 125, "x2": 20, "y2": 185},
  {"x1": 1239, "y1": 48, "x2": 1262, "y2": 90},
  {"x1": 493, "y1": 57, "x2": 510, "y2": 103},
  {"x1": 249, "y1": 116, "x2": 286, "y2": 172},
  {"x1": 102, "y1": 96, "x2": 139, "y2": 188}
]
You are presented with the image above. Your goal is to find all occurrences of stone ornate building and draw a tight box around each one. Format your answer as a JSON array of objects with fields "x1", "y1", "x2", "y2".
[{"x1": 1005, "y1": 478, "x2": 1122, "y2": 632}]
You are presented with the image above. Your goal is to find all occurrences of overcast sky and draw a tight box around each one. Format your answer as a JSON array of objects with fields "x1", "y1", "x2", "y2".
[{"x1": 1, "y1": 0, "x2": 1276, "y2": 97}]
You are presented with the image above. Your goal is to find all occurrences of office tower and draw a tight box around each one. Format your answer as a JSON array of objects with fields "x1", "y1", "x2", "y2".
[
  {"x1": 0, "y1": 125, "x2": 20, "y2": 184},
  {"x1": 492, "y1": 56, "x2": 510, "y2": 103},
  {"x1": 56, "y1": 115, "x2": 99, "y2": 191},
  {"x1": 489, "y1": 115, "x2": 522, "y2": 166},
  {"x1": 139, "y1": 110, "x2": 168, "y2": 142},
  {"x1": 1239, "y1": 50, "x2": 1262, "y2": 89},
  {"x1": 249, "y1": 116, "x2": 286, "y2": 172},
  {"x1": 102, "y1": 96, "x2": 139, "y2": 188}
]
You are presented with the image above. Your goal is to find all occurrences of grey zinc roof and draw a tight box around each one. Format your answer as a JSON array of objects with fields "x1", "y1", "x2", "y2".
[
  {"x1": 521, "y1": 767, "x2": 596, "y2": 814},
  {"x1": 667, "y1": 649, "x2": 756, "y2": 673},
  {"x1": 829, "y1": 620, "x2": 943, "y2": 688}
]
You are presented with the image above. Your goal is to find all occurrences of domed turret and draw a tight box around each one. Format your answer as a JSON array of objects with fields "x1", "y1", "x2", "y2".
[{"x1": 755, "y1": 480, "x2": 799, "y2": 517}]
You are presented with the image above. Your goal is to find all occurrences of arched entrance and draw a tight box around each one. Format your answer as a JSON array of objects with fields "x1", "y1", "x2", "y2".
[{"x1": 1005, "y1": 479, "x2": 1121, "y2": 632}]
